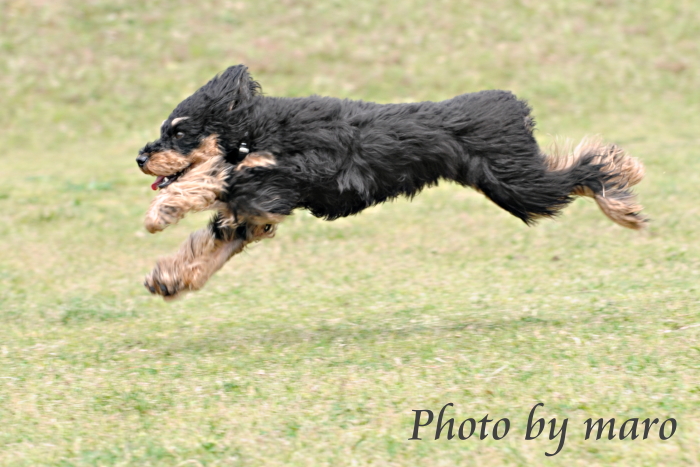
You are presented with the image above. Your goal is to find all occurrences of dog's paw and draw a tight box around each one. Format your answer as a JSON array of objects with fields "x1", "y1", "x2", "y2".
[
  {"x1": 144, "y1": 205, "x2": 182, "y2": 233},
  {"x1": 144, "y1": 256, "x2": 210, "y2": 301},
  {"x1": 144, "y1": 259, "x2": 189, "y2": 301}
]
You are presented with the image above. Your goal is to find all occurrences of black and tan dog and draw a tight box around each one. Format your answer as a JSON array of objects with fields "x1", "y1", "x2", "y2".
[{"x1": 137, "y1": 65, "x2": 645, "y2": 300}]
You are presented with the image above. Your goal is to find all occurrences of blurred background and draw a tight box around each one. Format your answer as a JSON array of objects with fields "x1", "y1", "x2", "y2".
[{"x1": 1, "y1": 0, "x2": 698, "y2": 465}]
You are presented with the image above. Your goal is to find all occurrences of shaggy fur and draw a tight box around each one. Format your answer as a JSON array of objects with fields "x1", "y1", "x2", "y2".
[{"x1": 137, "y1": 65, "x2": 646, "y2": 299}]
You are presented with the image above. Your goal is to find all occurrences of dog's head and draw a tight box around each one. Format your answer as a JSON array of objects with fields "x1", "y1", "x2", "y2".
[{"x1": 136, "y1": 64, "x2": 261, "y2": 190}]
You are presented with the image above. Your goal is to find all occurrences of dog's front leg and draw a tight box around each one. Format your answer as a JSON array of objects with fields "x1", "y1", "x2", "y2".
[
  {"x1": 144, "y1": 186, "x2": 223, "y2": 233},
  {"x1": 144, "y1": 195, "x2": 186, "y2": 233},
  {"x1": 144, "y1": 221, "x2": 278, "y2": 300},
  {"x1": 144, "y1": 222, "x2": 241, "y2": 300},
  {"x1": 144, "y1": 156, "x2": 229, "y2": 233}
]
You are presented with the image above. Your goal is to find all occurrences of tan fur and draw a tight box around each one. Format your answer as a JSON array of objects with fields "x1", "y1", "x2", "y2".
[
  {"x1": 140, "y1": 149, "x2": 190, "y2": 177},
  {"x1": 544, "y1": 136, "x2": 646, "y2": 229},
  {"x1": 144, "y1": 221, "x2": 280, "y2": 300},
  {"x1": 144, "y1": 154, "x2": 230, "y2": 232},
  {"x1": 171, "y1": 117, "x2": 189, "y2": 127},
  {"x1": 142, "y1": 136, "x2": 288, "y2": 299},
  {"x1": 246, "y1": 222, "x2": 280, "y2": 241},
  {"x1": 144, "y1": 228, "x2": 244, "y2": 300},
  {"x1": 235, "y1": 151, "x2": 277, "y2": 171},
  {"x1": 141, "y1": 134, "x2": 221, "y2": 176},
  {"x1": 144, "y1": 140, "x2": 284, "y2": 232},
  {"x1": 143, "y1": 135, "x2": 227, "y2": 232},
  {"x1": 216, "y1": 208, "x2": 286, "y2": 229}
]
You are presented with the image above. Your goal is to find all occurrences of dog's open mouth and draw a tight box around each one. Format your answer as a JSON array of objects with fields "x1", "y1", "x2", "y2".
[{"x1": 151, "y1": 168, "x2": 188, "y2": 191}]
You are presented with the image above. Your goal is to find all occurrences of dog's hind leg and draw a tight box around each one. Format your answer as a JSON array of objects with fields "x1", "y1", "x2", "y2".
[
  {"x1": 461, "y1": 137, "x2": 646, "y2": 229},
  {"x1": 144, "y1": 219, "x2": 277, "y2": 300}
]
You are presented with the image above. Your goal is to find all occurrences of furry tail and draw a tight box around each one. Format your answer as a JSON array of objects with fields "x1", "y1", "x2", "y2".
[{"x1": 544, "y1": 137, "x2": 646, "y2": 229}]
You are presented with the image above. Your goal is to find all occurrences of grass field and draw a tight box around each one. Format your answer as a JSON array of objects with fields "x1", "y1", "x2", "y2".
[{"x1": 1, "y1": 0, "x2": 699, "y2": 465}]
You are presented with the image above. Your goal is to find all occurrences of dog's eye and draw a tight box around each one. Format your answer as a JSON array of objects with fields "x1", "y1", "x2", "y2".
[{"x1": 175, "y1": 131, "x2": 185, "y2": 140}]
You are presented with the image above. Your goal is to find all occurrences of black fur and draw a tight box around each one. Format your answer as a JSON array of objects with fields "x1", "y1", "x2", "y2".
[{"x1": 142, "y1": 65, "x2": 613, "y2": 226}]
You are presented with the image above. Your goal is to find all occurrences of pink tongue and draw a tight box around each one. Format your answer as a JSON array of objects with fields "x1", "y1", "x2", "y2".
[{"x1": 151, "y1": 176, "x2": 165, "y2": 191}]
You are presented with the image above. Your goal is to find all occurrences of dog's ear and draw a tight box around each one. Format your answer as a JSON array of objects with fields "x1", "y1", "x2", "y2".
[{"x1": 206, "y1": 65, "x2": 261, "y2": 112}]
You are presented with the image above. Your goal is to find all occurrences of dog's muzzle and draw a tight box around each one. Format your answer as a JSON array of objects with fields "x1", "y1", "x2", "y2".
[
  {"x1": 138, "y1": 141, "x2": 161, "y2": 169},
  {"x1": 136, "y1": 153, "x2": 149, "y2": 168}
]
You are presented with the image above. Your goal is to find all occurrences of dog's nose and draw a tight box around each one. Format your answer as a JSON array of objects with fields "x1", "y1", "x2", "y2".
[{"x1": 136, "y1": 154, "x2": 149, "y2": 167}]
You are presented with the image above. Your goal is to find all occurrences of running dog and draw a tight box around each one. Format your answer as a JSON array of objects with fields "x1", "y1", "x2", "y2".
[{"x1": 137, "y1": 65, "x2": 645, "y2": 300}]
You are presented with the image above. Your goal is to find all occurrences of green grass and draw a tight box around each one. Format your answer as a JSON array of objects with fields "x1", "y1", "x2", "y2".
[{"x1": 1, "y1": 0, "x2": 700, "y2": 465}]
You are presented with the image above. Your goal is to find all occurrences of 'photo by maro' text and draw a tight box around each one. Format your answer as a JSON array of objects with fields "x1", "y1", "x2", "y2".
[{"x1": 409, "y1": 403, "x2": 677, "y2": 456}]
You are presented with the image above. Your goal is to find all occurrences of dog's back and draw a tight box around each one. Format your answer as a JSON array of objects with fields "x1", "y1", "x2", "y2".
[{"x1": 251, "y1": 90, "x2": 645, "y2": 228}]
